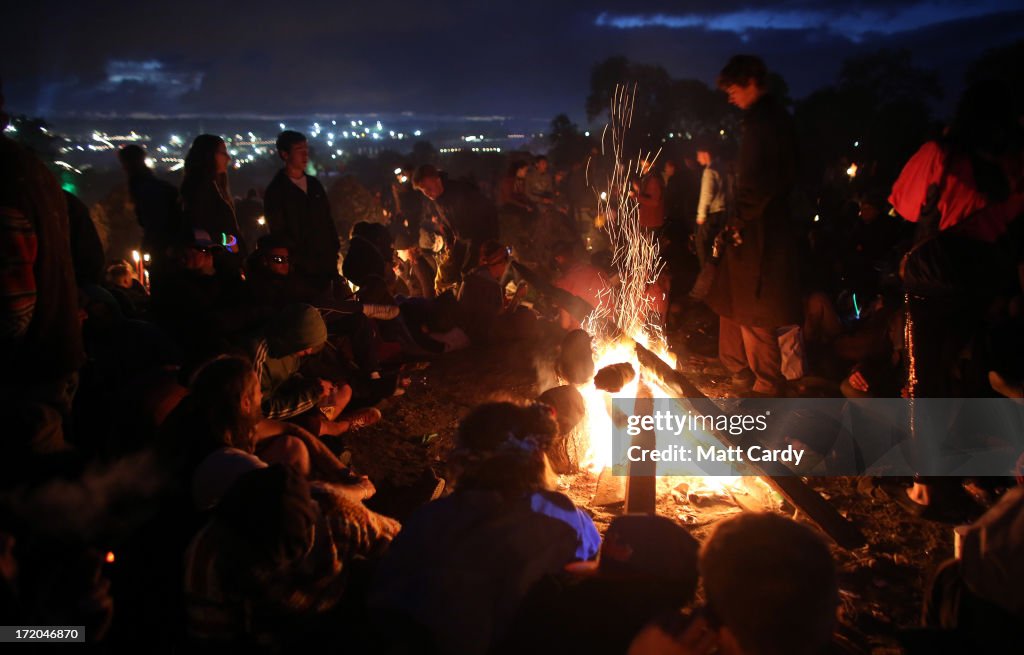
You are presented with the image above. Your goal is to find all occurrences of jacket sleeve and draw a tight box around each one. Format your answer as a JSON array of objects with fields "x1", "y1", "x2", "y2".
[
  {"x1": 697, "y1": 168, "x2": 714, "y2": 221},
  {"x1": 262, "y1": 375, "x2": 322, "y2": 420},
  {"x1": 734, "y1": 111, "x2": 797, "y2": 227}
]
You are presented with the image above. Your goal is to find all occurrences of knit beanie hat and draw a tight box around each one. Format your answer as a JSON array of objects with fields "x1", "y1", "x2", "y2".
[{"x1": 268, "y1": 303, "x2": 327, "y2": 357}]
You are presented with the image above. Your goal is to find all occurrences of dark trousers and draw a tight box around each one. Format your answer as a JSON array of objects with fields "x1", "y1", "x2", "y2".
[{"x1": 719, "y1": 315, "x2": 784, "y2": 394}]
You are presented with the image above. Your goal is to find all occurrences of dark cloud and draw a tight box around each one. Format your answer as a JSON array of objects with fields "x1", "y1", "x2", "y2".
[{"x1": 2, "y1": 0, "x2": 1022, "y2": 122}]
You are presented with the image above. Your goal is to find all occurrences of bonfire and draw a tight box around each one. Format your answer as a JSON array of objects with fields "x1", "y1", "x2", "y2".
[{"x1": 565, "y1": 83, "x2": 779, "y2": 522}]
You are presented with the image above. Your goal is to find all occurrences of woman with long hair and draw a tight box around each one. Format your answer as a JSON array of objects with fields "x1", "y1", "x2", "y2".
[{"x1": 181, "y1": 134, "x2": 245, "y2": 256}]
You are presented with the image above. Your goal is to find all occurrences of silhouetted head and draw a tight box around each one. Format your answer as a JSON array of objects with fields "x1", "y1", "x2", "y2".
[{"x1": 717, "y1": 55, "x2": 768, "y2": 109}]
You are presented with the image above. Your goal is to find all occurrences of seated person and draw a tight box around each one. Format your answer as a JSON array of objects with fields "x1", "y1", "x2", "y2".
[
  {"x1": 343, "y1": 221, "x2": 397, "y2": 305},
  {"x1": 497, "y1": 514, "x2": 699, "y2": 655},
  {"x1": 103, "y1": 260, "x2": 149, "y2": 318},
  {"x1": 631, "y1": 512, "x2": 839, "y2": 655},
  {"x1": 158, "y1": 355, "x2": 365, "y2": 494},
  {"x1": 916, "y1": 484, "x2": 1023, "y2": 653},
  {"x1": 393, "y1": 229, "x2": 436, "y2": 299},
  {"x1": 369, "y1": 401, "x2": 600, "y2": 655},
  {"x1": 551, "y1": 240, "x2": 609, "y2": 329},
  {"x1": 457, "y1": 240, "x2": 535, "y2": 344},
  {"x1": 183, "y1": 465, "x2": 399, "y2": 648},
  {"x1": 839, "y1": 298, "x2": 904, "y2": 399},
  {"x1": 238, "y1": 303, "x2": 380, "y2": 436},
  {"x1": 247, "y1": 235, "x2": 394, "y2": 382},
  {"x1": 150, "y1": 228, "x2": 260, "y2": 365}
]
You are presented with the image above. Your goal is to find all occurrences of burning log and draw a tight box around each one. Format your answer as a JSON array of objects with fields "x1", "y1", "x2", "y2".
[
  {"x1": 538, "y1": 385, "x2": 587, "y2": 474},
  {"x1": 634, "y1": 341, "x2": 867, "y2": 549},
  {"x1": 594, "y1": 362, "x2": 636, "y2": 392},
  {"x1": 557, "y1": 329, "x2": 595, "y2": 385}
]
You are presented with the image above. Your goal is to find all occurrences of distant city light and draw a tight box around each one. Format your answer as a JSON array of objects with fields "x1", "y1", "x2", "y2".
[
  {"x1": 394, "y1": 167, "x2": 403, "y2": 175},
  {"x1": 847, "y1": 163, "x2": 858, "y2": 179},
  {"x1": 143, "y1": 253, "x2": 151, "y2": 262},
  {"x1": 351, "y1": 120, "x2": 357, "y2": 127},
  {"x1": 413, "y1": 130, "x2": 422, "y2": 136},
  {"x1": 584, "y1": 131, "x2": 590, "y2": 137},
  {"x1": 256, "y1": 216, "x2": 266, "y2": 226},
  {"x1": 854, "y1": 141, "x2": 860, "y2": 147},
  {"x1": 813, "y1": 214, "x2": 821, "y2": 222},
  {"x1": 144, "y1": 157, "x2": 156, "y2": 168},
  {"x1": 600, "y1": 191, "x2": 608, "y2": 201},
  {"x1": 131, "y1": 250, "x2": 141, "y2": 263},
  {"x1": 279, "y1": 123, "x2": 286, "y2": 130}
]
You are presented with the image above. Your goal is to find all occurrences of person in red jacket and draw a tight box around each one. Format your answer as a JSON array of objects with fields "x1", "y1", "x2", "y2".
[{"x1": 633, "y1": 157, "x2": 665, "y2": 230}]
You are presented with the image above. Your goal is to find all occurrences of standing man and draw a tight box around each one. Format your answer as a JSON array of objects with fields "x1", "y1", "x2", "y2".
[
  {"x1": 118, "y1": 144, "x2": 180, "y2": 276},
  {"x1": 693, "y1": 142, "x2": 727, "y2": 270},
  {"x1": 264, "y1": 131, "x2": 341, "y2": 296},
  {"x1": 412, "y1": 164, "x2": 499, "y2": 292},
  {"x1": 706, "y1": 55, "x2": 800, "y2": 396}
]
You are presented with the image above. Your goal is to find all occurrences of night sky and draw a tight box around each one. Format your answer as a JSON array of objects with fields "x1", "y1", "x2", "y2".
[{"x1": 4, "y1": 0, "x2": 1023, "y2": 123}]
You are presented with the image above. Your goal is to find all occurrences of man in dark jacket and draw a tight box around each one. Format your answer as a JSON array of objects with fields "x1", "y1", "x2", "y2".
[
  {"x1": 705, "y1": 55, "x2": 800, "y2": 396},
  {"x1": 118, "y1": 144, "x2": 181, "y2": 274},
  {"x1": 264, "y1": 131, "x2": 341, "y2": 294},
  {"x1": 413, "y1": 165, "x2": 499, "y2": 290}
]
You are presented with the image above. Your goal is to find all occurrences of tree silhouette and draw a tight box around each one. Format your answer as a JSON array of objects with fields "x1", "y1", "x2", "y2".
[
  {"x1": 547, "y1": 114, "x2": 592, "y2": 168},
  {"x1": 966, "y1": 38, "x2": 1024, "y2": 115},
  {"x1": 795, "y1": 48, "x2": 942, "y2": 191}
]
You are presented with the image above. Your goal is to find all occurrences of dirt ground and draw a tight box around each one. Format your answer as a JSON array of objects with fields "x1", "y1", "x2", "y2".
[{"x1": 345, "y1": 318, "x2": 956, "y2": 654}]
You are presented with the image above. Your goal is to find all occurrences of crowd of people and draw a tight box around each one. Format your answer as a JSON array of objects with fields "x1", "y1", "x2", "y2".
[{"x1": 1, "y1": 50, "x2": 1023, "y2": 653}]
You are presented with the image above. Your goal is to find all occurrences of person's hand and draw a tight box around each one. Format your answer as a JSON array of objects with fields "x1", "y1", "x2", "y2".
[{"x1": 848, "y1": 370, "x2": 870, "y2": 393}]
